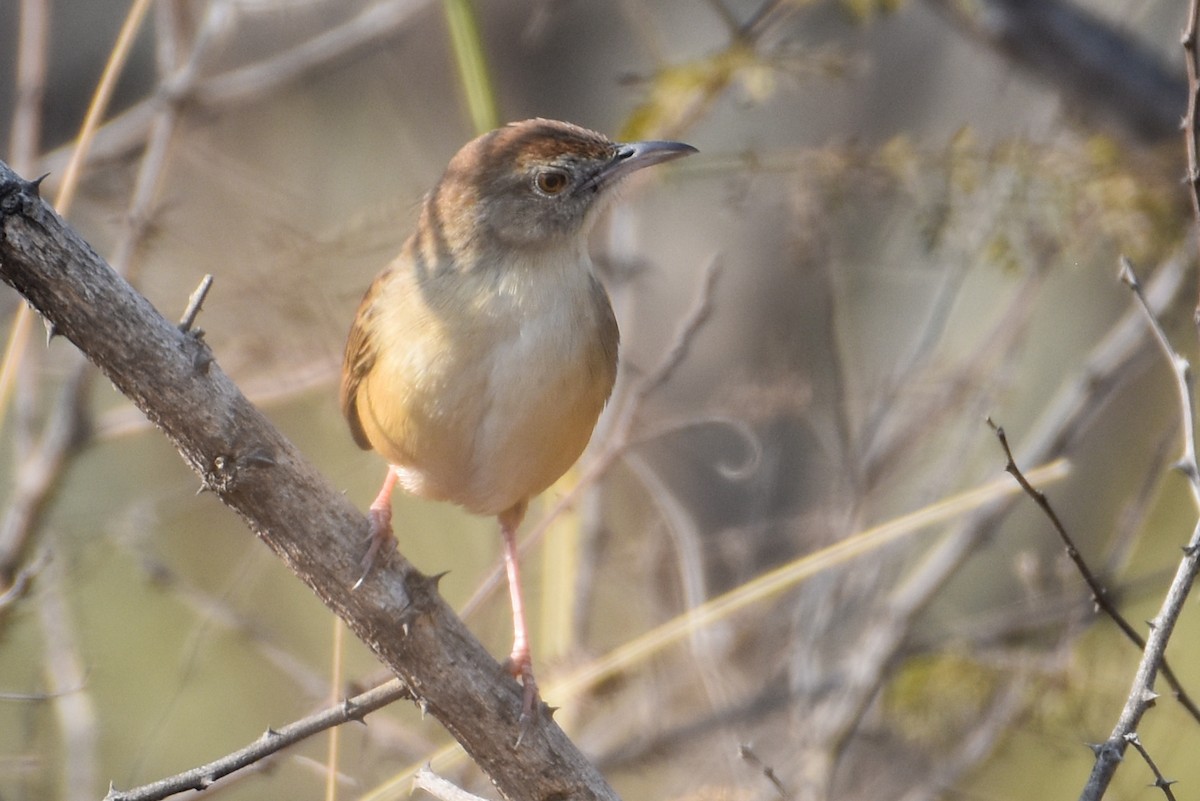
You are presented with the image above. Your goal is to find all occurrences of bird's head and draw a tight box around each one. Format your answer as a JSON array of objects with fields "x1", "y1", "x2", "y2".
[{"x1": 422, "y1": 119, "x2": 696, "y2": 260}]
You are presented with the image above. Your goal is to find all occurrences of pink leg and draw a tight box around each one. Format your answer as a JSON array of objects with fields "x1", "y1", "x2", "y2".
[
  {"x1": 354, "y1": 466, "x2": 400, "y2": 588},
  {"x1": 499, "y1": 501, "x2": 538, "y2": 726}
]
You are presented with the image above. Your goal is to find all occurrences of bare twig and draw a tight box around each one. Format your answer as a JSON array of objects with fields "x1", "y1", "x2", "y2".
[
  {"x1": 0, "y1": 361, "x2": 92, "y2": 585},
  {"x1": 1183, "y1": 0, "x2": 1200, "y2": 309},
  {"x1": 1079, "y1": 260, "x2": 1200, "y2": 801},
  {"x1": 35, "y1": 0, "x2": 433, "y2": 182},
  {"x1": 39, "y1": 548, "x2": 98, "y2": 801},
  {"x1": 1122, "y1": 733, "x2": 1178, "y2": 801},
  {"x1": 792, "y1": 253, "x2": 1188, "y2": 794},
  {"x1": 106, "y1": 680, "x2": 411, "y2": 801},
  {"x1": 178, "y1": 275, "x2": 214, "y2": 333},
  {"x1": 987, "y1": 419, "x2": 1200, "y2": 723},
  {"x1": 8, "y1": 0, "x2": 48, "y2": 175},
  {"x1": 413, "y1": 768, "x2": 489, "y2": 801},
  {"x1": 1120, "y1": 258, "x2": 1200, "y2": 508}
]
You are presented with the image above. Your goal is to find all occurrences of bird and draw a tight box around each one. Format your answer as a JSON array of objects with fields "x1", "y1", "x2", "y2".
[{"x1": 340, "y1": 118, "x2": 696, "y2": 722}]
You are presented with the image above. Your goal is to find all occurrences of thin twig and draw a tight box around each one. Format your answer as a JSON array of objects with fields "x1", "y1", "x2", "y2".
[
  {"x1": 178, "y1": 275, "x2": 214, "y2": 333},
  {"x1": 1182, "y1": 0, "x2": 1200, "y2": 309},
  {"x1": 987, "y1": 419, "x2": 1200, "y2": 723},
  {"x1": 0, "y1": 361, "x2": 92, "y2": 584},
  {"x1": 1123, "y1": 733, "x2": 1178, "y2": 801},
  {"x1": 1121, "y1": 258, "x2": 1200, "y2": 508},
  {"x1": 39, "y1": 548, "x2": 98, "y2": 801},
  {"x1": 412, "y1": 768, "x2": 488, "y2": 801},
  {"x1": 105, "y1": 680, "x2": 411, "y2": 801},
  {"x1": 796, "y1": 252, "x2": 1188, "y2": 797},
  {"x1": 35, "y1": 0, "x2": 433, "y2": 180},
  {"x1": 8, "y1": 0, "x2": 48, "y2": 175},
  {"x1": 1079, "y1": 260, "x2": 1200, "y2": 801}
]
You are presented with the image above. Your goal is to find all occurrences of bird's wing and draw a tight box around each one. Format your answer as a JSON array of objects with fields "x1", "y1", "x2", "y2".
[{"x1": 339, "y1": 269, "x2": 389, "y2": 451}]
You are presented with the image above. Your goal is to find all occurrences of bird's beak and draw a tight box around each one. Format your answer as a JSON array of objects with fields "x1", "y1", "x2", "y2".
[{"x1": 583, "y1": 139, "x2": 698, "y2": 193}]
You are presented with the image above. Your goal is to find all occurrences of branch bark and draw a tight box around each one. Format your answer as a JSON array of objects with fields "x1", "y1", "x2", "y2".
[{"x1": 0, "y1": 160, "x2": 620, "y2": 801}]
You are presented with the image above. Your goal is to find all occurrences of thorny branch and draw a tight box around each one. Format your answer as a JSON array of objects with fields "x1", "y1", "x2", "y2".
[
  {"x1": 987, "y1": 419, "x2": 1200, "y2": 723},
  {"x1": 1123, "y1": 733, "x2": 1178, "y2": 801},
  {"x1": 0, "y1": 161, "x2": 622, "y2": 801},
  {"x1": 106, "y1": 680, "x2": 412, "y2": 801},
  {"x1": 1077, "y1": 260, "x2": 1200, "y2": 801}
]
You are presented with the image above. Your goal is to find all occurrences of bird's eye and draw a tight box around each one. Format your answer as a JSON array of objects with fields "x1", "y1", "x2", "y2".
[{"x1": 535, "y1": 170, "x2": 569, "y2": 195}]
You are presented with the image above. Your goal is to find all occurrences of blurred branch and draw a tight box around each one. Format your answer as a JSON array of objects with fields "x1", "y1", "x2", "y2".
[
  {"x1": 737, "y1": 744, "x2": 788, "y2": 799},
  {"x1": 988, "y1": 419, "x2": 1200, "y2": 723},
  {"x1": 107, "y1": 679, "x2": 411, "y2": 801},
  {"x1": 35, "y1": 0, "x2": 432, "y2": 182},
  {"x1": 1184, "y1": 0, "x2": 1200, "y2": 313},
  {"x1": 443, "y1": 0, "x2": 499, "y2": 134},
  {"x1": 0, "y1": 0, "x2": 156, "y2": 589},
  {"x1": 8, "y1": 0, "x2": 48, "y2": 175},
  {"x1": 924, "y1": 0, "x2": 1185, "y2": 144},
  {"x1": 1079, "y1": 259, "x2": 1200, "y2": 801},
  {"x1": 413, "y1": 768, "x2": 489, "y2": 801},
  {"x1": 804, "y1": 252, "x2": 1188, "y2": 791},
  {"x1": 0, "y1": 361, "x2": 91, "y2": 586},
  {"x1": 38, "y1": 548, "x2": 98, "y2": 801},
  {"x1": 896, "y1": 674, "x2": 1030, "y2": 801},
  {"x1": 0, "y1": 160, "x2": 621, "y2": 801}
]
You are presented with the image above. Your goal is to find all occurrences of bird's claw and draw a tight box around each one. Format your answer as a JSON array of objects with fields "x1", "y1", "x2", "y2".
[
  {"x1": 353, "y1": 507, "x2": 395, "y2": 589},
  {"x1": 505, "y1": 654, "x2": 539, "y2": 746}
]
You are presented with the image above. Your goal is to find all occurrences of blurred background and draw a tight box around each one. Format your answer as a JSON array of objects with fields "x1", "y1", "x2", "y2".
[{"x1": 1, "y1": 0, "x2": 1199, "y2": 799}]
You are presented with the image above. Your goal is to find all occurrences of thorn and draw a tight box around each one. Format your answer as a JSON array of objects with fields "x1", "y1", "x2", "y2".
[
  {"x1": 1183, "y1": 543, "x2": 1199, "y2": 557},
  {"x1": 1118, "y1": 256, "x2": 1138, "y2": 288},
  {"x1": 1086, "y1": 742, "x2": 1105, "y2": 756},
  {"x1": 343, "y1": 698, "x2": 369, "y2": 724},
  {"x1": 26, "y1": 173, "x2": 50, "y2": 196},
  {"x1": 1141, "y1": 688, "x2": 1159, "y2": 705},
  {"x1": 428, "y1": 570, "x2": 450, "y2": 588}
]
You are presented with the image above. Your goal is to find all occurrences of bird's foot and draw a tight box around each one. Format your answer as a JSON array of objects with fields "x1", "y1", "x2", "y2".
[
  {"x1": 504, "y1": 651, "x2": 539, "y2": 745},
  {"x1": 352, "y1": 505, "x2": 394, "y2": 589}
]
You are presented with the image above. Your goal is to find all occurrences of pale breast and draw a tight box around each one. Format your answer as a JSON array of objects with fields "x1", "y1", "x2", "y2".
[{"x1": 354, "y1": 247, "x2": 618, "y2": 516}]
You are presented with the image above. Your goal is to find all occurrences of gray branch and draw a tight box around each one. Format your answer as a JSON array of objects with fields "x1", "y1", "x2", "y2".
[{"x1": 0, "y1": 160, "x2": 620, "y2": 801}]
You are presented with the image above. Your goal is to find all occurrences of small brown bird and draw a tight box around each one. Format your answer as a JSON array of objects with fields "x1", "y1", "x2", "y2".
[{"x1": 340, "y1": 118, "x2": 696, "y2": 719}]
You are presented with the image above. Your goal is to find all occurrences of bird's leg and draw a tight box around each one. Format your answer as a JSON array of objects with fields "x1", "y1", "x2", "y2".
[
  {"x1": 498, "y1": 501, "x2": 538, "y2": 728},
  {"x1": 353, "y1": 466, "x2": 400, "y2": 588}
]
